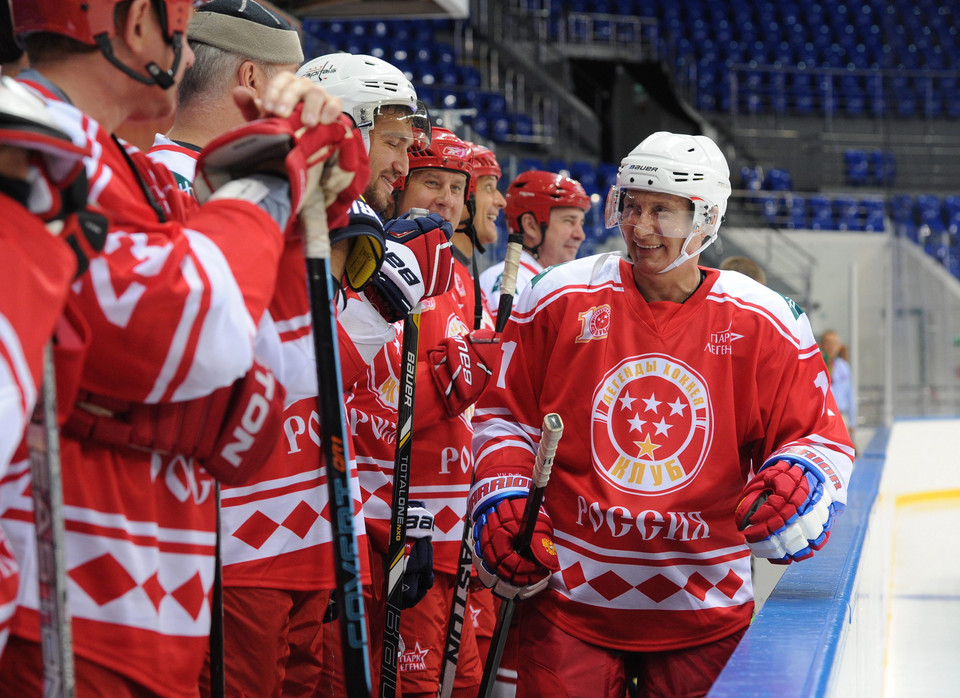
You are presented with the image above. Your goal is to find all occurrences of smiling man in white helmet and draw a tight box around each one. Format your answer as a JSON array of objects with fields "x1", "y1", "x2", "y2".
[{"x1": 468, "y1": 131, "x2": 854, "y2": 696}]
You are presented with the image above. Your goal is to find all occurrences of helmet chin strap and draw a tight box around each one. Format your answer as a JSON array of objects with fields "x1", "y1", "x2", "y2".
[
  {"x1": 658, "y1": 229, "x2": 718, "y2": 274},
  {"x1": 95, "y1": 32, "x2": 183, "y2": 90}
]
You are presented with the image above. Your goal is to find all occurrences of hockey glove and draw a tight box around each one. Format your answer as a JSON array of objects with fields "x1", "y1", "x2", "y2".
[
  {"x1": 472, "y1": 492, "x2": 559, "y2": 600},
  {"x1": 194, "y1": 107, "x2": 369, "y2": 236},
  {"x1": 402, "y1": 501, "x2": 435, "y2": 608},
  {"x1": 334, "y1": 199, "x2": 386, "y2": 292},
  {"x1": 363, "y1": 211, "x2": 455, "y2": 322},
  {"x1": 736, "y1": 454, "x2": 843, "y2": 564},
  {"x1": 426, "y1": 329, "x2": 500, "y2": 418},
  {"x1": 66, "y1": 360, "x2": 285, "y2": 486},
  {"x1": 0, "y1": 75, "x2": 107, "y2": 278}
]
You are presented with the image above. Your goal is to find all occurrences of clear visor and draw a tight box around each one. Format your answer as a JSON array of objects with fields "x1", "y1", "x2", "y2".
[
  {"x1": 368, "y1": 100, "x2": 432, "y2": 152},
  {"x1": 604, "y1": 186, "x2": 718, "y2": 238}
]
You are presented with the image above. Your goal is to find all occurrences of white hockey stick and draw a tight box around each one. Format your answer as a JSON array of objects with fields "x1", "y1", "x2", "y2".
[{"x1": 28, "y1": 344, "x2": 75, "y2": 698}]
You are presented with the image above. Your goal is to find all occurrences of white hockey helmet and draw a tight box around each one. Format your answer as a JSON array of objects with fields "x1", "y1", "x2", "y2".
[
  {"x1": 605, "y1": 131, "x2": 731, "y2": 273},
  {"x1": 296, "y1": 53, "x2": 430, "y2": 153}
]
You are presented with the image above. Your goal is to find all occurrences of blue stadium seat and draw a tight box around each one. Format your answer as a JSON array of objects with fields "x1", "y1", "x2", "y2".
[
  {"x1": 915, "y1": 194, "x2": 945, "y2": 234},
  {"x1": 808, "y1": 195, "x2": 834, "y2": 230},
  {"x1": 760, "y1": 194, "x2": 780, "y2": 226},
  {"x1": 786, "y1": 195, "x2": 806, "y2": 229},
  {"x1": 763, "y1": 167, "x2": 793, "y2": 191},
  {"x1": 863, "y1": 199, "x2": 886, "y2": 232},
  {"x1": 843, "y1": 150, "x2": 870, "y2": 186},
  {"x1": 835, "y1": 196, "x2": 863, "y2": 231}
]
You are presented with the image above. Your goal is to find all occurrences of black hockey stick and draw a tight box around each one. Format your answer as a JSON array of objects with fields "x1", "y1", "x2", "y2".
[
  {"x1": 303, "y1": 182, "x2": 371, "y2": 698},
  {"x1": 28, "y1": 344, "x2": 75, "y2": 698},
  {"x1": 379, "y1": 208, "x2": 430, "y2": 697},
  {"x1": 495, "y1": 233, "x2": 524, "y2": 333},
  {"x1": 436, "y1": 231, "x2": 524, "y2": 698},
  {"x1": 478, "y1": 412, "x2": 564, "y2": 698}
]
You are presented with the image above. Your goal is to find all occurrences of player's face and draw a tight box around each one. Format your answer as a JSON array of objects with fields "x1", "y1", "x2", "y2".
[
  {"x1": 129, "y1": 2, "x2": 195, "y2": 121},
  {"x1": 619, "y1": 189, "x2": 702, "y2": 275},
  {"x1": 364, "y1": 113, "x2": 414, "y2": 218},
  {"x1": 398, "y1": 168, "x2": 467, "y2": 225},
  {"x1": 472, "y1": 174, "x2": 505, "y2": 247},
  {"x1": 538, "y1": 206, "x2": 586, "y2": 267}
]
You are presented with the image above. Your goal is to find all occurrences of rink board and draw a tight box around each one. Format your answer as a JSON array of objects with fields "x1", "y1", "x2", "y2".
[{"x1": 710, "y1": 418, "x2": 960, "y2": 697}]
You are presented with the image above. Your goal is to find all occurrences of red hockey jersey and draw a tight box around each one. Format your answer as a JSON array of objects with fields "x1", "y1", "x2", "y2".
[
  {"x1": 0, "y1": 78, "x2": 285, "y2": 695},
  {"x1": 349, "y1": 257, "x2": 479, "y2": 573},
  {"x1": 149, "y1": 140, "x2": 371, "y2": 592},
  {"x1": 0, "y1": 196, "x2": 78, "y2": 656},
  {"x1": 471, "y1": 254, "x2": 855, "y2": 652}
]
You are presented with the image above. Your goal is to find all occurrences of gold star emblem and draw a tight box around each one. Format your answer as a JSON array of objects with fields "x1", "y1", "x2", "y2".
[{"x1": 633, "y1": 433, "x2": 661, "y2": 459}]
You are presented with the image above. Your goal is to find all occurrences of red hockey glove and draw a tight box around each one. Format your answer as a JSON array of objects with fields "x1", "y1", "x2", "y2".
[
  {"x1": 363, "y1": 211, "x2": 455, "y2": 322},
  {"x1": 426, "y1": 329, "x2": 500, "y2": 418},
  {"x1": 736, "y1": 455, "x2": 843, "y2": 564},
  {"x1": 66, "y1": 360, "x2": 285, "y2": 486},
  {"x1": 472, "y1": 493, "x2": 559, "y2": 600},
  {"x1": 401, "y1": 501, "x2": 435, "y2": 609},
  {"x1": 195, "y1": 107, "x2": 369, "y2": 236}
]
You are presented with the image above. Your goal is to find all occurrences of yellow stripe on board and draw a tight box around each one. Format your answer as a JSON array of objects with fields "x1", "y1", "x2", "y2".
[{"x1": 894, "y1": 489, "x2": 960, "y2": 508}]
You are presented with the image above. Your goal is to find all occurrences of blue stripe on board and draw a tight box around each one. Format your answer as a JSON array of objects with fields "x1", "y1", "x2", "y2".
[{"x1": 708, "y1": 427, "x2": 890, "y2": 698}]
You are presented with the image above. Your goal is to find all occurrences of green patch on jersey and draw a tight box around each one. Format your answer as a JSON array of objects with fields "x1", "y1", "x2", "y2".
[
  {"x1": 780, "y1": 294, "x2": 804, "y2": 319},
  {"x1": 174, "y1": 172, "x2": 195, "y2": 198},
  {"x1": 529, "y1": 260, "x2": 572, "y2": 288}
]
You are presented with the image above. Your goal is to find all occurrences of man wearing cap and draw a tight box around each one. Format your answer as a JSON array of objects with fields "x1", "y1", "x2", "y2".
[
  {"x1": 149, "y1": 6, "x2": 455, "y2": 695},
  {"x1": 0, "y1": 0, "x2": 362, "y2": 693},
  {"x1": 151, "y1": 0, "x2": 305, "y2": 196}
]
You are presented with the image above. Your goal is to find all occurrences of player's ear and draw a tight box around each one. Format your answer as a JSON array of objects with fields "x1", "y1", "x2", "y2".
[
  {"x1": 118, "y1": 0, "x2": 153, "y2": 55},
  {"x1": 237, "y1": 60, "x2": 260, "y2": 94}
]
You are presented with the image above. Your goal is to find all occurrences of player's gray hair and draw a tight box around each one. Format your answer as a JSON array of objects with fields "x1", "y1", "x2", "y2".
[{"x1": 178, "y1": 42, "x2": 289, "y2": 108}]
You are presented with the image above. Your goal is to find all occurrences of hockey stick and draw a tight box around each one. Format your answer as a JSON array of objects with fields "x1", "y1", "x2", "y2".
[
  {"x1": 208, "y1": 483, "x2": 225, "y2": 698},
  {"x1": 495, "y1": 233, "x2": 524, "y2": 333},
  {"x1": 436, "y1": 231, "x2": 524, "y2": 698},
  {"x1": 28, "y1": 344, "x2": 75, "y2": 698},
  {"x1": 303, "y1": 184, "x2": 371, "y2": 697},
  {"x1": 379, "y1": 208, "x2": 430, "y2": 697},
  {"x1": 478, "y1": 412, "x2": 564, "y2": 698}
]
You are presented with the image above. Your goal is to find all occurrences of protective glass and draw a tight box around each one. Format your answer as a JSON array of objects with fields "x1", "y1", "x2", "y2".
[
  {"x1": 369, "y1": 100, "x2": 431, "y2": 153},
  {"x1": 605, "y1": 186, "x2": 717, "y2": 238}
]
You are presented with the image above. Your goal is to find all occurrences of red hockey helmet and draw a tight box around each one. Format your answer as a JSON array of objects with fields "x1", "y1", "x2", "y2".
[
  {"x1": 10, "y1": 0, "x2": 192, "y2": 88},
  {"x1": 465, "y1": 142, "x2": 501, "y2": 196},
  {"x1": 394, "y1": 126, "x2": 473, "y2": 200},
  {"x1": 504, "y1": 170, "x2": 590, "y2": 234}
]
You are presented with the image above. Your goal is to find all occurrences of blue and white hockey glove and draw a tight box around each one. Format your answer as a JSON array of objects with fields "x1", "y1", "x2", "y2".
[
  {"x1": 736, "y1": 453, "x2": 844, "y2": 564},
  {"x1": 401, "y1": 501, "x2": 435, "y2": 608},
  {"x1": 470, "y1": 482, "x2": 559, "y2": 600},
  {"x1": 363, "y1": 211, "x2": 454, "y2": 322}
]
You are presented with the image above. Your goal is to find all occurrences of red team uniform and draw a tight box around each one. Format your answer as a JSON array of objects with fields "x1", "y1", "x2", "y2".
[
  {"x1": 0, "y1": 198, "x2": 80, "y2": 655},
  {"x1": 0, "y1": 73, "x2": 290, "y2": 695},
  {"x1": 349, "y1": 252, "x2": 484, "y2": 692},
  {"x1": 149, "y1": 140, "x2": 374, "y2": 695},
  {"x1": 470, "y1": 255, "x2": 855, "y2": 691}
]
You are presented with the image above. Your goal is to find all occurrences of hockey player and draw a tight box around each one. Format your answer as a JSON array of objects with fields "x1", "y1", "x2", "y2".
[
  {"x1": 479, "y1": 170, "x2": 590, "y2": 325},
  {"x1": 297, "y1": 52, "x2": 460, "y2": 694},
  {"x1": 469, "y1": 132, "x2": 855, "y2": 696},
  {"x1": 0, "y1": 75, "x2": 107, "y2": 657},
  {"x1": 384, "y1": 127, "x2": 501, "y2": 697},
  {"x1": 148, "y1": 28, "x2": 454, "y2": 694},
  {"x1": 0, "y1": 0, "x2": 366, "y2": 693}
]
